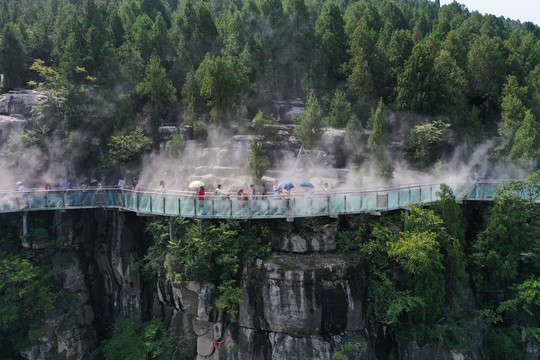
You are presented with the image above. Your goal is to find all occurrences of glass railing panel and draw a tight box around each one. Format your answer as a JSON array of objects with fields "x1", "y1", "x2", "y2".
[
  {"x1": 138, "y1": 195, "x2": 151, "y2": 212},
  {"x1": 409, "y1": 188, "x2": 420, "y2": 204},
  {"x1": 293, "y1": 197, "x2": 311, "y2": 216},
  {"x1": 3, "y1": 196, "x2": 20, "y2": 210},
  {"x1": 388, "y1": 191, "x2": 399, "y2": 209},
  {"x1": 180, "y1": 198, "x2": 195, "y2": 216},
  {"x1": 251, "y1": 199, "x2": 269, "y2": 216},
  {"x1": 165, "y1": 196, "x2": 179, "y2": 214},
  {"x1": 346, "y1": 194, "x2": 362, "y2": 212},
  {"x1": 28, "y1": 194, "x2": 45, "y2": 208},
  {"x1": 120, "y1": 192, "x2": 131, "y2": 208},
  {"x1": 79, "y1": 192, "x2": 94, "y2": 206},
  {"x1": 420, "y1": 186, "x2": 432, "y2": 203},
  {"x1": 104, "y1": 191, "x2": 117, "y2": 206},
  {"x1": 196, "y1": 199, "x2": 210, "y2": 215},
  {"x1": 377, "y1": 193, "x2": 389, "y2": 209},
  {"x1": 268, "y1": 199, "x2": 286, "y2": 216},
  {"x1": 47, "y1": 193, "x2": 64, "y2": 207},
  {"x1": 361, "y1": 193, "x2": 376, "y2": 211},
  {"x1": 482, "y1": 184, "x2": 498, "y2": 200},
  {"x1": 431, "y1": 187, "x2": 441, "y2": 202},
  {"x1": 66, "y1": 191, "x2": 81, "y2": 206},
  {"x1": 213, "y1": 199, "x2": 231, "y2": 216},
  {"x1": 330, "y1": 195, "x2": 345, "y2": 213},
  {"x1": 399, "y1": 189, "x2": 410, "y2": 207},
  {"x1": 152, "y1": 195, "x2": 165, "y2": 213},
  {"x1": 451, "y1": 185, "x2": 467, "y2": 200},
  {"x1": 231, "y1": 200, "x2": 249, "y2": 216},
  {"x1": 311, "y1": 197, "x2": 327, "y2": 215},
  {"x1": 126, "y1": 193, "x2": 137, "y2": 209}
]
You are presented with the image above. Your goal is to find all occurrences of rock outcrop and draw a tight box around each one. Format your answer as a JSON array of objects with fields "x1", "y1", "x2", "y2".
[{"x1": 0, "y1": 90, "x2": 46, "y2": 143}]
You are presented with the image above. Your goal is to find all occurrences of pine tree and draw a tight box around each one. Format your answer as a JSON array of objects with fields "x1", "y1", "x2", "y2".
[
  {"x1": 247, "y1": 138, "x2": 269, "y2": 181},
  {"x1": 295, "y1": 90, "x2": 324, "y2": 150},
  {"x1": 368, "y1": 98, "x2": 393, "y2": 179},
  {"x1": 0, "y1": 23, "x2": 27, "y2": 89}
]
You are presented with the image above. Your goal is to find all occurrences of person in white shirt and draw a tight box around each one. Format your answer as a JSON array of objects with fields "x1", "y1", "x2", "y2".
[{"x1": 273, "y1": 180, "x2": 281, "y2": 199}]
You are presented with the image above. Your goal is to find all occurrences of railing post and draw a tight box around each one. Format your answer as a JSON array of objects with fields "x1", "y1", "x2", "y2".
[
  {"x1": 63, "y1": 192, "x2": 66, "y2": 207},
  {"x1": 344, "y1": 195, "x2": 347, "y2": 212},
  {"x1": 397, "y1": 190, "x2": 400, "y2": 207},
  {"x1": 418, "y1": 187, "x2": 421, "y2": 204},
  {"x1": 137, "y1": 194, "x2": 140, "y2": 211},
  {"x1": 212, "y1": 199, "x2": 215, "y2": 216},
  {"x1": 482, "y1": 184, "x2": 485, "y2": 200},
  {"x1": 163, "y1": 197, "x2": 166, "y2": 213},
  {"x1": 327, "y1": 196, "x2": 330, "y2": 214},
  {"x1": 150, "y1": 196, "x2": 152, "y2": 212},
  {"x1": 229, "y1": 199, "x2": 233, "y2": 217},
  {"x1": 360, "y1": 193, "x2": 363, "y2": 210},
  {"x1": 387, "y1": 192, "x2": 389, "y2": 209},
  {"x1": 194, "y1": 198, "x2": 197, "y2": 216},
  {"x1": 408, "y1": 189, "x2": 411, "y2": 203},
  {"x1": 430, "y1": 186, "x2": 433, "y2": 202},
  {"x1": 178, "y1": 198, "x2": 181, "y2": 215}
]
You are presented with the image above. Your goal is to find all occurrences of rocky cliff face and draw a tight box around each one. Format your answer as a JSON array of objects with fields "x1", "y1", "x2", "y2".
[
  {"x1": 0, "y1": 90, "x2": 46, "y2": 143},
  {"x1": 21, "y1": 210, "x2": 479, "y2": 360}
]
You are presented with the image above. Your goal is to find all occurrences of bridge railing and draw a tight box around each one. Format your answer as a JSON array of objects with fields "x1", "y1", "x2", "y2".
[{"x1": 0, "y1": 181, "x2": 507, "y2": 218}]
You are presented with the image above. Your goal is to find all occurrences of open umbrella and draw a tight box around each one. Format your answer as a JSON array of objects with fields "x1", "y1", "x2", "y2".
[
  {"x1": 188, "y1": 180, "x2": 204, "y2": 189},
  {"x1": 279, "y1": 182, "x2": 294, "y2": 190},
  {"x1": 300, "y1": 182, "x2": 314, "y2": 187}
]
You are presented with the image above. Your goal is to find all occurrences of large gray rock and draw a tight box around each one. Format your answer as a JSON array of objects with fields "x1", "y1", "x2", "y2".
[
  {"x1": 0, "y1": 90, "x2": 46, "y2": 116},
  {"x1": 239, "y1": 253, "x2": 366, "y2": 334}
]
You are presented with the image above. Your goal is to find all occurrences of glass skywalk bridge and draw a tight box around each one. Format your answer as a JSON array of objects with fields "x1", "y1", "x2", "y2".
[{"x1": 0, "y1": 181, "x2": 507, "y2": 219}]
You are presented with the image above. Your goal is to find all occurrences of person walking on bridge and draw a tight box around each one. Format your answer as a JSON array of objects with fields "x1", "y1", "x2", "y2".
[{"x1": 16, "y1": 181, "x2": 27, "y2": 209}]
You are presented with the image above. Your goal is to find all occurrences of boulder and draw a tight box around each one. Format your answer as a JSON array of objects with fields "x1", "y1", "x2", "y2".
[{"x1": 0, "y1": 90, "x2": 46, "y2": 116}]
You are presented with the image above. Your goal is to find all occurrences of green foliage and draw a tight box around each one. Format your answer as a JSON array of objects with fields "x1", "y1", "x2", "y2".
[
  {"x1": 368, "y1": 98, "x2": 393, "y2": 179},
  {"x1": 431, "y1": 184, "x2": 467, "y2": 299},
  {"x1": 217, "y1": 280, "x2": 243, "y2": 314},
  {"x1": 484, "y1": 327, "x2": 524, "y2": 360},
  {"x1": 508, "y1": 110, "x2": 540, "y2": 165},
  {"x1": 99, "y1": 316, "x2": 177, "y2": 360},
  {"x1": 0, "y1": 254, "x2": 57, "y2": 354},
  {"x1": 98, "y1": 127, "x2": 152, "y2": 171},
  {"x1": 247, "y1": 138, "x2": 269, "y2": 182},
  {"x1": 472, "y1": 180, "x2": 540, "y2": 307},
  {"x1": 336, "y1": 230, "x2": 362, "y2": 254},
  {"x1": 168, "y1": 129, "x2": 184, "y2": 158},
  {"x1": 344, "y1": 116, "x2": 363, "y2": 150},
  {"x1": 331, "y1": 351, "x2": 347, "y2": 360},
  {"x1": 147, "y1": 219, "x2": 271, "y2": 285},
  {"x1": 396, "y1": 42, "x2": 437, "y2": 114},
  {"x1": 295, "y1": 90, "x2": 325, "y2": 150},
  {"x1": 0, "y1": 22, "x2": 27, "y2": 89},
  {"x1": 252, "y1": 111, "x2": 278, "y2": 137},
  {"x1": 136, "y1": 55, "x2": 177, "y2": 140},
  {"x1": 326, "y1": 89, "x2": 354, "y2": 128},
  {"x1": 405, "y1": 120, "x2": 452, "y2": 167}
]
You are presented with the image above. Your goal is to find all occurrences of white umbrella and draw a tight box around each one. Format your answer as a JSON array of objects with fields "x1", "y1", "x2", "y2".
[{"x1": 188, "y1": 180, "x2": 204, "y2": 189}]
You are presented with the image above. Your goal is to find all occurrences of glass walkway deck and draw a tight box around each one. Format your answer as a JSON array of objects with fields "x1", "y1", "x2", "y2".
[{"x1": 0, "y1": 182, "x2": 508, "y2": 219}]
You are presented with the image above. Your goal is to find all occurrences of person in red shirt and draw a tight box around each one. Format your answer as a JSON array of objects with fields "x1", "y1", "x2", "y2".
[{"x1": 198, "y1": 186, "x2": 205, "y2": 200}]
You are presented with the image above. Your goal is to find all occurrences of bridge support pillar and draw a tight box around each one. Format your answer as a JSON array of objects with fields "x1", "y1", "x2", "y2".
[
  {"x1": 22, "y1": 212, "x2": 28, "y2": 237},
  {"x1": 404, "y1": 209, "x2": 410, "y2": 225},
  {"x1": 169, "y1": 217, "x2": 173, "y2": 243}
]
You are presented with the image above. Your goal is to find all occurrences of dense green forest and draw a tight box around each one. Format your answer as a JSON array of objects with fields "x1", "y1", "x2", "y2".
[{"x1": 1, "y1": 0, "x2": 540, "y2": 173}]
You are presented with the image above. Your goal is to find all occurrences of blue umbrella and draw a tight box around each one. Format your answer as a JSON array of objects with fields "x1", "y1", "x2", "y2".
[
  {"x1": 279, "y1": 182, "x2": 294, "y2": 190},
  {"x1": 300, "y1": 182, "x2": 314, "y2": 187}
]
